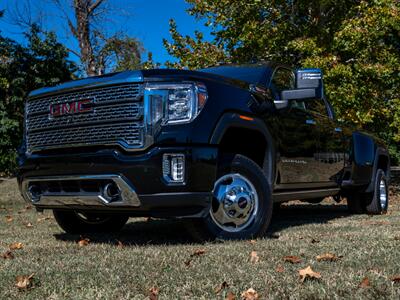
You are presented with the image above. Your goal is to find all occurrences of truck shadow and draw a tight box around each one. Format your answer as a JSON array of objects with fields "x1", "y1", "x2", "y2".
[{"x1": 53, "y1": 203, "x2": 352, "y2": 246}]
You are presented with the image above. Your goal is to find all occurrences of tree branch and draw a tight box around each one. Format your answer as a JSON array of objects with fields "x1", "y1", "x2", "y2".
[{"x1": 88, "y1": 0, "x2": 105, "y2": 14}]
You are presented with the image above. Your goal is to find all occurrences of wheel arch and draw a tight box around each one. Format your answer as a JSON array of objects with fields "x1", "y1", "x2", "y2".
[
  {"x1": 365, "y1": 147, "x2": 391, "y2": 193},
  {"x1": 210, "y1": 112, "x2": 276, "y2": 188}
]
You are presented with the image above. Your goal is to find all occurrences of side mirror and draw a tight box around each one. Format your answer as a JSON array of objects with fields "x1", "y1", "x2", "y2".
[
  {"x1": 296, "y1": 68, "x2": 323, "y2": 98},
  {"x1": 274, "y1": 88, "x2": 316, "y2": 109}
]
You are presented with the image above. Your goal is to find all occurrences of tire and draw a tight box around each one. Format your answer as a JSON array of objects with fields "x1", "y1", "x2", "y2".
[
  {"x1": 187, "y1": 154, "x2": 273, "y2": 241},
  {"x1": 346, "y1": 169, "x2": 389, "y2": 215},
  {"x1": 53, "y1": 210, "x2": 129, "y2": 234},
  {"x1": 365, "y1": 169, "x2": 389, "y2": 214}
]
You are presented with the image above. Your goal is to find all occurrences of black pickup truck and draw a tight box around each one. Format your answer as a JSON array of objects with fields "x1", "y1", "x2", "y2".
[{"x1": 18, "y1": 63, "x2": 390, "y2": 240}]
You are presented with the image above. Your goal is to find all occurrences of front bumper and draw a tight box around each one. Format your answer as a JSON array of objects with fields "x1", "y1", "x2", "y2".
[{"x1": 18, "y1": 145, "x2": 218, "y2": 218}]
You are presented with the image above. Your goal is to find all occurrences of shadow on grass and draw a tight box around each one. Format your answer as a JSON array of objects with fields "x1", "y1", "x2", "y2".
[
  {"x1": 270, "y1": 203, "x2": 350, "y2": 234},
  {"x1": 53, "y1": 203, "x2": 352, "y2": 246}
]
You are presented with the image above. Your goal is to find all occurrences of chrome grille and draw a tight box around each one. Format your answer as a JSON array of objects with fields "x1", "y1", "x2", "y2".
[{"x1": 26, "y1": 84, "x2": 144, "y2": 152}]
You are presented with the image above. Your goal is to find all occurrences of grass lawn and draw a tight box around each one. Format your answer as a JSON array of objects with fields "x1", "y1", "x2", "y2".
[{"x1": 1, "y1": 178, "x2": 399, "y2": 299}]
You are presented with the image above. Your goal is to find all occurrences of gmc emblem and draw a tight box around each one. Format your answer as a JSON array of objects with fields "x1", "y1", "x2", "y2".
[{"x1": 49, "y1": 99, "x2": 93, "y2": 118}]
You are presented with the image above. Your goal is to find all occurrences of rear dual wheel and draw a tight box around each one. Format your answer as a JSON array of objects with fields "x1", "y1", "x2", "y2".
[
  {"x1": 188, "y1": 154, "x2": 273, "y2": 240},
  {"x1": 347, "y1": 169, "x2": 389, "y2": 215}
]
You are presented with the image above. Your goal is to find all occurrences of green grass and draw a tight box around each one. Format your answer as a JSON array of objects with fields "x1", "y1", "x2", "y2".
[{"x1": 1, "y1": 178, "x2": 399, "y2": 299}]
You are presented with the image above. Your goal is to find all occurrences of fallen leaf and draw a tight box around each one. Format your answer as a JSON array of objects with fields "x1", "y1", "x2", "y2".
[
  {"x1": 298, "y1": 266, "x2": 321, "y2": 282},
  {"x1": 226, "y1": 291, "x2": 236, "y2": 300},
  {"x1": 250, "y1": 251, "x2": 259, "y2": 263},
  {"x1": 5, "y1": 215, "x2": 13, "y2": 222},
  {"x1": 276, "y1": 265, "x2": 284, "y2": 273},
  {"x1": 359, "y1": 277, "x2": 370, "y2": 288},
  {"x1": 9, "y1": 242, "x2": 24, "y2": 250},
  {"x1": 116, "y1": 240, "x2": 124, "y2": 248},
  {"x1": 215, "y1": 281, "x2": 229, "y2": 294},
  {"x1": 283, "y1": 255, "x2": 302, "y2": 264},
  {"x1": 25, "y1": 222, "x2": 34, "y2": 228},
  {"x1": 248, "y1": 239, "x2": 257, "y2": 245},
  {"x1": 316, "y1": 253, "x2": 342, "y2": 262},
  {"x1": 37, "y1": 216, "x2": 52, "y2": 222},
  {"x1": 15, "y1": 273, "x2": 35, "y2": 289},
  {"x1": 2, "y1": 251, "x2": 14, "y2": 259},
  {"x1": 77, "y1": 237, "x2": 90, "y2": 247},
  {"x1": 149, "y1": 286, "x2": 159, "y2": 300},
  {"x1": 241, "y1": 288, "x2": 259, "y2": 300},
  {"x1": 390, "y1": 275, "x2": 400, "y2": 283},
  {"x1": 190, "y1": 249, "x2": 206, "y2": 257}
]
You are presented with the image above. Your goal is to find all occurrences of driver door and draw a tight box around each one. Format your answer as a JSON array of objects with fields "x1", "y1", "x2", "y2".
[{"x1": 268, "y1": 67, "x2": 322, "y2": 188}]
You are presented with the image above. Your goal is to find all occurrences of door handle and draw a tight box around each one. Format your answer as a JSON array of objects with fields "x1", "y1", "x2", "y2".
[
  {"x1": 334, "y1": 127, "x2": 342, "y2": 133},
  {"x1": 305, "y1": 119, "x2": 316, "y2": 125}
]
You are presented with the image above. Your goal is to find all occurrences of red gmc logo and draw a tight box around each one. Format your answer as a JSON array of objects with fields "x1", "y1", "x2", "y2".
[{"x1": 49, "y1": 99, "x2": 93, "y2": 118}]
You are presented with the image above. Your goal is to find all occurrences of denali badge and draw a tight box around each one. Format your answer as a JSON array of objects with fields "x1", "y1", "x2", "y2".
[{"x1": 49, "y1": 99, "x2": 93, "y2": 118}]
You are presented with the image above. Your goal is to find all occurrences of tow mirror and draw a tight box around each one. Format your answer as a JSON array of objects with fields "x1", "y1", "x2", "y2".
[
  {"x1": 274, "y1": 89, "x2": 316, "y2": 109},
  {"x1": 296, "y1": 68, "x2": 323, "y2": 97}
]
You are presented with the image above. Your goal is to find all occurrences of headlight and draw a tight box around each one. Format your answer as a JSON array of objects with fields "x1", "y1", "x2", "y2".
[{"x1": 144, "y1": 82, "x2": 208, "y2": 125}]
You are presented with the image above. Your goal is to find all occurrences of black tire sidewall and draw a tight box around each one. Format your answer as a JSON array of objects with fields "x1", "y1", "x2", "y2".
[
  {"x1": 368, "y1": 169, "x2": 389, "y2": 213},
  {"x1": 203, "y1": 154, "x2": 272, "y2": 240}
]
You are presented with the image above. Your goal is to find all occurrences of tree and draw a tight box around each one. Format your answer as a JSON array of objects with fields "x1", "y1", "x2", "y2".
[
  {"x1": 164, "y1": 0, "x2": 400, "y2": 164},
  {"x1": 49, "y1": 0, "x2": 144, "y2": 75},
  {"x1": 0, "y1": 24, "x2": 75, "y2": 175}
]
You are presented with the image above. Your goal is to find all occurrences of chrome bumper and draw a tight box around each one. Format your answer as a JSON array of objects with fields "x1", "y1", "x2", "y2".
[{"x1": 21, "y1": 175, "x2": 141, "y2": 208}]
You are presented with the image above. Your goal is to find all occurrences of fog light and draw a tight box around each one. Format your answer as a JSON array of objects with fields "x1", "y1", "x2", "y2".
[{"x1": 163, "y1": 153, "x2": 185, "y2": 184}]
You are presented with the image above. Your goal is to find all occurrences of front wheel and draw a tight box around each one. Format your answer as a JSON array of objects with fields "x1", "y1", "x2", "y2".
[
  {"x1": 53, "y1": 210, "x2": 129, "y2": 234},
  {"x1": 187, "y1": 154, "x2": 273, "y2": 240}
]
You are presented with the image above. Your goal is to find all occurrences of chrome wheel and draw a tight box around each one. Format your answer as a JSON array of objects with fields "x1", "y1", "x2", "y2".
[
  {"x1": 210, "y1": 173, "x2": 258, "y2": 232},
  {"x1": 379, "y1": 179, "x2": 387, "y2": 209}
]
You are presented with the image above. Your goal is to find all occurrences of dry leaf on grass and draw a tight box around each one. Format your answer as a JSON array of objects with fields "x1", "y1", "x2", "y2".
[
  {"x1": 37, "y1": 216, "x2": 52, "y2": 222},
  {"x1": 116, "y1": 240, "x2": 124, "y2": 248},
  {"x1": 225, "y1": 291, "x2": 236, "y2": 300},
  {"x1": 25, "y1": 222, "x2": 34, "y2": 228},
  {"x1": 2, "y1": 250, "x2": 14, "y2": 259},
  {"x1": 185, "y1": 248, "x2": 206, "y2": 266},
  {"x1": 191, "y1": 249, "x2": 206, "y2": 257},
  {"x1": 248, "y1": 239, "x2": 257, "y2": 245},
  {"x1": 77, "y1": 237, "x2": 90, "y2": 247},
  {"x1": 359, "y1": 277, "x2": 370, "y2": 288},
  {"x1": 250, "y1": 251, "x2": 259, "y2": 263},
  {"x1": 276, "y1": 265, "x2": 285, "y2": 273},
  {"x1": 391, "y1": 275, "x2": 400, "y2": 283},
  {"x1": 283, "y1": 255, "x2": 302, "y2": 264},
  {"x1": 299, "y1": 266, "x2": 321, "y2": 282},
  {"x1": 241, "y1": 288, "x2": 259, "y2": 300},
  {"x1": 9, "y1": 242, "x2": 24, "y2": 250},
  {"x1": 149, "y1": 286, "x2": 159, "y2": 300},
  {"x1": 316, "y1": 253, "x2": 342, "y2": 262},
  {"x1": 215, "y1": 281, "x2": 229, "y2": 294},
  {"x1": 15, "y1": 273, "x2": 35, "y2": 289},
  {"x1": 5, "y1": 215, "x2": 13, "y2": 222}
]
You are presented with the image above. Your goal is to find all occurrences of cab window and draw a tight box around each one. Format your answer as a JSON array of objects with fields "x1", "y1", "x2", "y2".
[{"x1": 271, "y1": 68, "x2": 295, "y2": 92}]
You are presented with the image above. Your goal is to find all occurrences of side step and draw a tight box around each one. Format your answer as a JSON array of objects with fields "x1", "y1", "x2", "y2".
[{"x1": 272, "y1": 188, "x2": 340, "y2": 203}]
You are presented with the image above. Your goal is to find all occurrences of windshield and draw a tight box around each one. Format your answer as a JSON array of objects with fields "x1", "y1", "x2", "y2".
[{"x1": 199, "y1": 65, "x2": 271, "y2": 85}]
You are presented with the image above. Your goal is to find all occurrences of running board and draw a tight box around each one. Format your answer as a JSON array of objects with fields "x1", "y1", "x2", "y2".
[{"x1": 272, "y1": 188, "x2": 340, "y2": 203}]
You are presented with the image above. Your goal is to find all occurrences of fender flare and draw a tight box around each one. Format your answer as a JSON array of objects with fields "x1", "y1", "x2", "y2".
[
  {"x1": 365, "y1": 147, "x2": 390, "y2": 193},
  {"x1": 210, "y1": 112, "x2": 276, "y2": 188}
]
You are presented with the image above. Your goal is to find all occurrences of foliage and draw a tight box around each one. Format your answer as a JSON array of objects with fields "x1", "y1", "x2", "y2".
[
  {"x1": 165, "y1": 0, "x2": 400, "y2": 164},
  {"x1": 0, "y1": 25, "x2": 75, "y2": 175}
]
